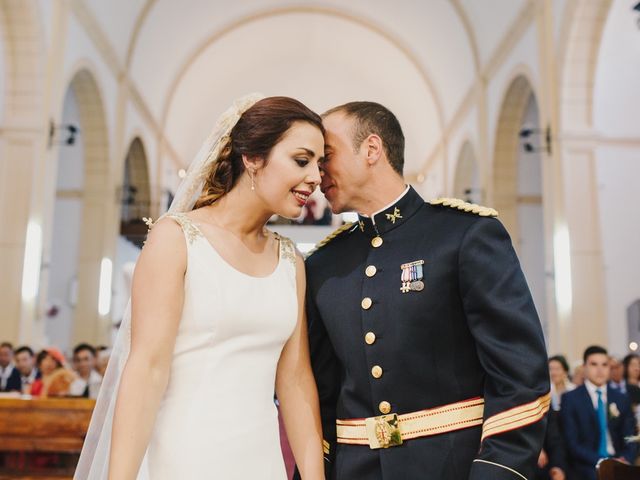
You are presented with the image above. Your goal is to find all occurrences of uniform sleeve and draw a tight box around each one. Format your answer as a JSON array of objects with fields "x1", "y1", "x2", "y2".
[
  {"x1": 458, "y1": 218, "x2": 550, "y2": 480},
  {"x1": 293, "y1": 263, "x2": 341, "y2": 480}
]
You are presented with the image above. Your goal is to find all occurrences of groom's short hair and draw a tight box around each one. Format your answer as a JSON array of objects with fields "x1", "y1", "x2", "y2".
[{"x1": 323, "y1": 101, "x2": 405, "y2": 175}]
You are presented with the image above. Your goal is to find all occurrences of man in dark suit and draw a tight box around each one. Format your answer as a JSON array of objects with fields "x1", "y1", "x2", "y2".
[
  {"x1": 0, "y1": 342, "x2": 22, "y2": 392},
  {"x1": 535, "y1": 409, "x2": 569, "y2": 480},
  {"x1": 609, "y1": 355, "x2": 640, "y2": 410},
  {"x1": 301, "y1": 102, "x2": 550, "y2": 480},
  {"x1": 14, "y1": 346, "x2": 40, "y2": 393},
  {"x1": 560, "y1": 345, "x2": 638, "y2": 480}
]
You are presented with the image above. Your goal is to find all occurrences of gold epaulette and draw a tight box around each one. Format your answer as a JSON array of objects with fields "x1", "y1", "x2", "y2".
[
  {"x1": 305, "y1": 222, "x2": 356, "y2": 258},
  {"x1": 429, "y1": 198, "x2": 498, "y2": 217}
]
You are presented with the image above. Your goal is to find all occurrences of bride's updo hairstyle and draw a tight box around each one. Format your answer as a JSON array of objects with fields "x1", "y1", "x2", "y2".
[{"x1": 194, "y1": 96, "x2": 323, "y2": 209}]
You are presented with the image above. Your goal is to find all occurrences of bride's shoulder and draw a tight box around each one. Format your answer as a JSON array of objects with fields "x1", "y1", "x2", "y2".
[
  {"x1": 133, "y1": 217, "x2": 189, "y2": 275},
  {"x1": 142, "y1": 214, "x2": 192, "y2": 253}
]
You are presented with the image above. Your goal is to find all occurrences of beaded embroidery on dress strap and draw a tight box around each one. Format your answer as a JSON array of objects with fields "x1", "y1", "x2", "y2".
[
  {"x1": 274, "y1": 233, "x2": 296, "y2": 267},
  {"x1": 164, "y1": 213, "x2": 202, "y2": 244}
]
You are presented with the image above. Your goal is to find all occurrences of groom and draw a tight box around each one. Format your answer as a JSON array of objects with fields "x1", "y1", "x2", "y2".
[{"x1": 301, "y1": 101, "x2": 550, "y2": 479}]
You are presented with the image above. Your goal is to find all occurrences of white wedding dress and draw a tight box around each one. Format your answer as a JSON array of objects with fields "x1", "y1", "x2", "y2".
[{"x1": 139, "y1": 213, "x2": 297, "y2": 479}]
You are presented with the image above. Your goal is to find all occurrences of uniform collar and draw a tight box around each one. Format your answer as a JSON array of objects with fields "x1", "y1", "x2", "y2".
[{"x1": 357, "y1": 186, "x2": 424, "y2": 237}]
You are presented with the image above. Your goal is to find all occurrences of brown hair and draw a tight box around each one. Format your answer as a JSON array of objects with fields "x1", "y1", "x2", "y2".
[
  {"x1": 323, "y1": 101, "x2": 405, "y2": 175},
  {"x1": 194, "y1": 96, "x2": 324, "y2": 208}
]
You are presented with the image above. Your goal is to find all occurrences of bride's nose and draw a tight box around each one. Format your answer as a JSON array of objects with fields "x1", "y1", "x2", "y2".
[{"x1": 306, "y1": 164, "x2": 321, "y2": 187}]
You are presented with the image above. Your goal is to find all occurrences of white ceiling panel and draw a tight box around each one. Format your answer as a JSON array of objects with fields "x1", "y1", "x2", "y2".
[{"x1": 163, "y1": 12, "x2": 442, "y2": 177}]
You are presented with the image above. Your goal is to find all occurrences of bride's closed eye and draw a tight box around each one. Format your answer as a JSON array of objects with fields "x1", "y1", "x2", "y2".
[{"x1": 294, "y1": 158, "x2": 309, "y2": 167}]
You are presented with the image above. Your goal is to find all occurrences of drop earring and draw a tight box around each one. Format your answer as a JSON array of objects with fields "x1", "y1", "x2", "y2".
[{"x1": 250, "y1": 170, "x2": 255, "y2": 191}]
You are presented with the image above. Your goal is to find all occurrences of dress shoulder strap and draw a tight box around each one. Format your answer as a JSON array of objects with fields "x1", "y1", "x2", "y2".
[
  {"x1": 163, "y1": 213, "x2": 203, "y2": 244},
  {"x1": 274, "y1": 233, "x2": 297, "y2": 268}
]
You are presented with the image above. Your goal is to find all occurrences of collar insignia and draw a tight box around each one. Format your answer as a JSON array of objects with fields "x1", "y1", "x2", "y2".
[{"x1": 385, "y1": 207, "x2": 403, "y2": 224}]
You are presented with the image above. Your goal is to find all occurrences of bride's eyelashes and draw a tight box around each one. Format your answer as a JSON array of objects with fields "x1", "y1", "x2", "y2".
[{"x1": 294, "y1": 157, "x2": 310, "y2": 167}]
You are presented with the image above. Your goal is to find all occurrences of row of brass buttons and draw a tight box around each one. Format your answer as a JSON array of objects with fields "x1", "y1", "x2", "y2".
[{"x1": 369, "y1": 236, "x2": 389, "y2": 414}]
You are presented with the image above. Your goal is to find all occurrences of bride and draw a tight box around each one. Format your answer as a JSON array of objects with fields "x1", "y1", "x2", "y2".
[{"x1": 75, "y1": 94, "x2": 325, "y2": 479}]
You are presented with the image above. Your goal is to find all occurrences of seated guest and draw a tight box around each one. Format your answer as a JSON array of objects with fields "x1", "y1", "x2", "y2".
[
  {"x1": 95, "y1": 346, "x2": 110, "y2": 377},
  {"x1": 610, "y1": 356, "x2": 627, "y2": 392},
  {"x1": 572, "y1": 364, "x2": 584, "y2": 386},
  {"x1": 69, "y1": 343, "x2": 102, "y2": 398},
  {"x1": 0, "y1": 342, "x2": 21, "y2": 392},
  {"x1": 561, "y1": 345, "x2": 638, "y2": 480},
  {"x1": 549, "y1": 354, "x2": 575, "y2": 411},
  {"x1": 30, "y1": 348, "x2": 76, "y2": 397},
  {"x1": 14, "y1": 346, "x2": 40, "y2": 393},
  {"x1": 623, "y1": 353, "x2": 640, "y2": 388},
  {"x1": 611, "y1": 355, "x2": 640, "y2": 414},
  {"x1": 535, "y1": 409, "x2": 569, "y2": 480}
]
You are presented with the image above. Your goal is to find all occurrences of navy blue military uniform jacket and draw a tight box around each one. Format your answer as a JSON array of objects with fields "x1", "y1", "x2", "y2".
[{"x1": 304, "y1": 187, "x2": 549, "y2": 480}]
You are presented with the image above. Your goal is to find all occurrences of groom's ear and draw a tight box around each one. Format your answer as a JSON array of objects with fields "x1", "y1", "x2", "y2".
[{"x1": 364, "y1": 134, "x2": 383, "y2": 166}]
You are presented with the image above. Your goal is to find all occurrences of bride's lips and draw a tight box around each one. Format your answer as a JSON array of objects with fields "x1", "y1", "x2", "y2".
[{"x1": 291, "y1": 189, "x2": 311, "y2": 206}]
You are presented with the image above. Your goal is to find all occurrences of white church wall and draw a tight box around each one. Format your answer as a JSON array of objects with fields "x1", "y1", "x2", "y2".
[
  {"x1": 517, "y1": 95, "x2": 547, "y2": 336},
  {"x1": 595, "y1": 147, "x2": 640, "y2": 356},
  {"x1": 552, "y1": 0, "x2": 569, "y2": 46},
  {"x1": 46, "y1": 87, "x2": 84, "y2": 352},
  {"x1": 445, "y1": 105, "x2": 480, "y2": 196},
  {"x1": 593, "y1": 0, "x2": 640, "y2": 138},
  {"x1": 0, "y1": 13, "x2": 6, "y2": 124},
  {"x1": 61, "y1": 14, "x2": 118, "y2": 147},
  {"x1": 458, "y1": 0, "x2": 527, "y2": 67},
  {"x1": 35, "y1": 0, "x2": 54, "y2": 51},
  {"x1": 592, "y1": 0, "x2": 640, "y2": 355},
  {"x1": 412, "y1": 152, "x2": 446, "y2": 201},
  {"x1": 112, "y1": 236, "x2": 140, "y2": 330},
  {"x1": 124, "y1": 101, "x2": 159, "y2": 197},
  {"x1": 486, "y1": 23, "x2": 541, "y2": 162},
  {"x1": 83, "y1": 0, "x2": 146, "y2": 66}
]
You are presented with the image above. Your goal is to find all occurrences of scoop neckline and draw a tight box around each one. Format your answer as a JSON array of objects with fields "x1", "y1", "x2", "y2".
[{"x1": 185, "y1": 216, "x2": 282, "y2": 279}]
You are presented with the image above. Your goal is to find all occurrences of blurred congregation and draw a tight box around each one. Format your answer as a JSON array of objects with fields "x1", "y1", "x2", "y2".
[
  {"x1": 2, "y1": 0, "x2": 640, "y2": 478},
  {"x1": 3, "y1": 340, "x2": 640, "y2": 478},
  {"x1": 537, "y1": 348, "x2": 640, "y2": 479},
  {"x1": 0, "y1": 342, "x2": 106, "y2": 400}
]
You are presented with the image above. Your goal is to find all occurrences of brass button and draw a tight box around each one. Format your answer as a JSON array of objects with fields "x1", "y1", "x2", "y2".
[
  {"x1": 371, "y1": 236, "x2": 383, "y2": 248},
  {"x1": 379, "y1": 401, "x2": 391, "y2": 414},
  {"x1": 371, "y1": 365, "x2": 383, "y2": 378},
  {"x1": 361, "y1": 297, "x2": 372, "y2": 310},
  {"x1": 364, "y1": 332, "x2": 376, "y2": 345},
  {"x1": 365, "y1": 265, "x2": 377, "y2": 277}
]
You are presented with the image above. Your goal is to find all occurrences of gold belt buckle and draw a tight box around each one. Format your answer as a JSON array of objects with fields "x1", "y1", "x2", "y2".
[{"x1": 364, "y1": 413, "x2": 403, "y2": 449}]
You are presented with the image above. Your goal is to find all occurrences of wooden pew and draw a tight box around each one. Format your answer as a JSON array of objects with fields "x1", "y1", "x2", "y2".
[
  {"x1": 0, "y1": 397, "x2": 95, "y2": 479},
  {"x1": 597, "y1": 458, "x2": 640, "y2": 480}
]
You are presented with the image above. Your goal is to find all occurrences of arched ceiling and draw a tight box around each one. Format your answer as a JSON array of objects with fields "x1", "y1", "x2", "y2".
[
  {"x1": 164, "y1": 12, "x2": 442, "y2": 172},
  {"x1": 81, "y1": 0, "x2": 529, "y2": 176}
]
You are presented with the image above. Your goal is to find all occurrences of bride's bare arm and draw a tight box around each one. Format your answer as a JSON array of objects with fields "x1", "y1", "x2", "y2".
[
  {"x1": 108, "y1": 219, "x2": 186, "y2": 480},
  {"x1": 276, "y1": 253, "x2": 324, "y2": 480}
]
